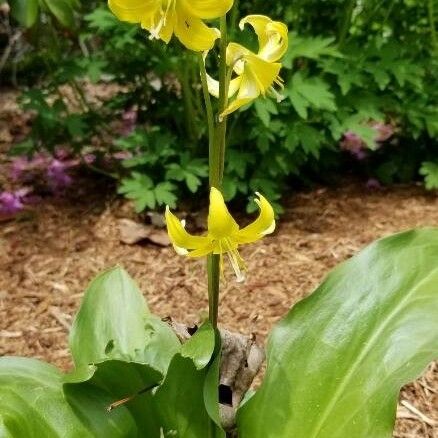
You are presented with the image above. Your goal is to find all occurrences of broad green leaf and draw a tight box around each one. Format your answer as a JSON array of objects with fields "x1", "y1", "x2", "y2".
[
  {"x1": 203, "y1": 332, "x2": 225, "y2": 435},
  {"x1": 181, "y1": 322, "x2": 215, "y2": 370},
  {"x1": 153, "y1": 354, "x2": 224, "y2": 438},
  {"x1": 65, "y1": 360, "x2": 163, "y2": 436},
  {"x1": 0, "y1": 357, "x2": 136, "y2": 437},
  {"x1": 42, "y1": 0, "x2": 75, "y2": 28},
  {"x1": 10, "y1": 0, "x2": 39, "y2": 27},
  {"x1": 238, "y1": 229, "x2": 438, "y2": 438},
  {"x1": 69, "y1": 266, "x2": 180, "y2": 374}
]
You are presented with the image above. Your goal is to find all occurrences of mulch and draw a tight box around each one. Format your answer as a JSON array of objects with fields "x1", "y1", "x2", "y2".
[{"x1": 0, "y1": 181, "x2": 436, "y2": 437}]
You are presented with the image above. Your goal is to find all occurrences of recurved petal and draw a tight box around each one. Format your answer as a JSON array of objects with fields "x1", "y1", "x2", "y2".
[
  {"x1": 165, "y1": 207, "x2": 211, "y2": 251},
  {"x1": 175, "y1": 4, "x2": 220, "y2": 51},
  {"x1": 108, "y1": 0, "x2": 159, "y2": 23},
  {"x1": 234, "y1": 192, "x2": 275, "y2": 244},
  {"x1": 239, "y1": 15, "x2": 271, "y2": 49},
  {"x1": 240, "y1": 15, "x2": 288, "y2": 63},
  {"x1": 208, "y1": 187, "x2": 239, "y2": 239},
  {"x1": 181, "y1": 0, "x2": 234, "y2": 19}
]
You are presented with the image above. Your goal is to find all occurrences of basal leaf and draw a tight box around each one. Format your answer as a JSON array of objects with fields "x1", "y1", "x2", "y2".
[
  {"x1": 153, "y1": 354, "x2": 224, "y2": 438},
  {"x1": 69, "y1": 266, "x2": 180, "y2": 374},
  {"x1": 238, "y1": 229, "x2": 438, "y2": 438},
  {"x1": 0, "y1": 357, "x2": 136, "y2": 437},
  {"x1": 180, "y1": 322, "x2": 215, "y2": 370}
]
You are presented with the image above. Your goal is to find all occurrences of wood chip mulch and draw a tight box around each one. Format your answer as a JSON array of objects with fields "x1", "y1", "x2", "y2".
[{"x1": 0, "y1": 182, "x2": 437, "y2": 437}]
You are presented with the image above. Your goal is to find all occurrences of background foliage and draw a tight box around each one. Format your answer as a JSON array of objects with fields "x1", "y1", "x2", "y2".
[{"x1": 1, "y1": 0, "x2": 437, "y2": 213}]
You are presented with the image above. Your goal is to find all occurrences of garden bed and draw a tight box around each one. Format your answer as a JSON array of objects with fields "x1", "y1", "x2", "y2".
[{"x1": 0, "y1": 181, "x2": 436, "y2": 437}]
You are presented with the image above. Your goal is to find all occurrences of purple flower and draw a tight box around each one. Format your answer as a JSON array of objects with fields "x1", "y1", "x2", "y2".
[
  {"x1": 371, "y1": 122, "x2": 394, "y2": 143},
  {"x1": 46, "y1": 159, "x2": 73, "y2": 191},
  {"x1": 0, "y1": 188, "x2": 31, "y2": 215},
  {"x1": 82, "y1": 153, "x2": 96, "y2": 164},
  {"x1": 121, "y1": 106, "x2": 138, "y2": 136},
  {"x1": 113, "y1": 151, "x2": 133, "y2": 160},
  {"x1": 366, "y1": 178, "x2": 382, "y2": 190},
  {"x1": 340, "y1": 132, "x2": 367, "y2": 160}
]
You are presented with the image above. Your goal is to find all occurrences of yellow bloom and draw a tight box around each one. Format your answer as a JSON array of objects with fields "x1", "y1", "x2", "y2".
[
  {"x1": 207, "y1": 15, "x2": 288, "y2": 118},
  {"x1": 165, "y1": 187, "x2": 275, "y2": 282},
  {"x1": 108, "y1": 0, "x2": 233, "y2": 52}
]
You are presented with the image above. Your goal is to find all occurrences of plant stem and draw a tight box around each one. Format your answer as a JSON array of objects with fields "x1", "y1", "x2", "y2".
[
  {"x1": 428, "y1": 0, "x2": 438, "y2": 52},
  {"x1": 338, "y1": 0, "x2": 356, "y2": 46},
  {"x1": 207, "y1": 254, "x2": 221, "y2": 328},
  {"x1": 204, "y1": 15, "x2": 229, "y2": 330}
]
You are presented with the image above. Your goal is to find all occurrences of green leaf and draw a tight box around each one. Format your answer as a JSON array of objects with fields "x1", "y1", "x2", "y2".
[
  {"x1": 420, "y1": 161, "x2": 438, "y2": 190},
  {"x1": 42, "y1": 0, "x2": 75, "y2": 28},
  {"x1": 153, "y1": 354, "x2": 224, "y2": 438},
  {"x1": 69, "y1": 267, "x2": 180, "y2": 374},
  {"x1": 0, "y1": 357, "x2": 136, "y2": 437},
  {"x1": 284, "y1": 35, "x2": 342, "y2": 66},
  {"x1": 288, "y1": 73, "x2": 337, "y2": 114},
  {"x1": 238, "y1": 229, "x2": 438, "y2": 438},
  {"x1": 203, "y1": 332, "x2": 224, "y2": 434},
  {"x1": 154, "y1": 182, "x2": 177, "y2": 208},
  {"x1": 10, "y1": 0, "x2": 39, "y2": 27},
  {"x1": 180, "y1": 322, "x2": 215, "y2": 370},
  {"x1": 254, "y1": 99, "x2": 278, "y2": 127},
  {"x1": 118, "y1": 173, "x2": 155, "y2": 212},
  {"x1": 65, "y1": 360, "x2": 163, "y2": 436}
]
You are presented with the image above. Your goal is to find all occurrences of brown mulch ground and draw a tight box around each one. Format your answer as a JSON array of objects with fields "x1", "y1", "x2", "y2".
[{"x1": 0, "y1": 182, "x2": 437, "y2": 437}]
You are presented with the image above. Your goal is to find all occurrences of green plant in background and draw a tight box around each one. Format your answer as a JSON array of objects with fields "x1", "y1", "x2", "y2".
[
  {"x1": 2, "y1": 0, "x2": 438, "y2": 215},
  {"x1": 1, "y1": 2, "x2": 438, "y2": 438}
]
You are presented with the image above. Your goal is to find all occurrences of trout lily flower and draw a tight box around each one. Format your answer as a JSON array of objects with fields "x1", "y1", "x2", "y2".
[
  {"x1": 207, "y1": 15, "x2": 288, "y2": 118},
  {"x1": 108, "y1": 0, "x2": 233, "y2": 51},
  {"x1": 165, "y1": 187, "x2": 275, "y2": 282}
]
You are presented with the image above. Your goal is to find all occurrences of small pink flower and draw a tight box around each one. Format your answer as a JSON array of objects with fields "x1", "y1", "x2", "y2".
[
  {"x1": 366, "y1": 178, "x2": 381, "y2": 190},
  {"x1": 113, "y1": 151, "x2": 133, "y2": 160},
  {"x1": 340, "y1": 132, "x2": 367, "y2": 160},
  {"x1": 371, "y1": 122, "x2": 394, "y2": 143},
  {"x1": 121, "y1": 106, "x2": 138, "y2": 136}
]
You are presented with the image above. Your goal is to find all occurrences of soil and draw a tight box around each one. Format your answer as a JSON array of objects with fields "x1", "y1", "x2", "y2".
[{"x1": 0, "y1": 181, "x2": 437, "y2": 437}]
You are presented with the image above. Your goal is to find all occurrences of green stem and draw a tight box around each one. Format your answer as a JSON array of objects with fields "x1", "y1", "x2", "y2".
[
  {"x1": 428, "y1": 0, "x2": 438, "y2": 51},
  {"x1": 215, "y1": 16, "x2": 229, "y2": 186},
  {"x1": 338, "y1": 0, "x2": 355, "y2": 46},
  {"x1": 204, "y1": 15, "x2": 229, "y2": 330}
]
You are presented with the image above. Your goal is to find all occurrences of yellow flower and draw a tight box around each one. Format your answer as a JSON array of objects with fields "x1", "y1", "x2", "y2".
[
  {"x1": 207, "y1": 15, "x2": 288, "y2": 118},
  {"x1": 108, "y1": 0, "x2": 233, "y2": 52},
  {"x1": 165, "y1": 187, "x2": 275, "y2": 282}
]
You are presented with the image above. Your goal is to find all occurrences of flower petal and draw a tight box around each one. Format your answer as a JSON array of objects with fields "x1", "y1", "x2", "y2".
[
  {"x1": 207, "y1": 73, "x2": 241, "y2": 99},
  {"x1": 240, "y1": 15, "x2": 289, "y2": 63},
  {"x1": 181, "y1": 0, "x2": 234, "y2": 19},
  {"x1": 208, "y1": 187, "x2": 239, "y2": 239},
  {"x1": 108, "y1": 0, "x2": 158, "y2": 23},
  {"x1": 174, "y1": 4, "x2": 220, "y2": 51},
  {"x1": 188, "y1": 242, "x2": 216, "y2": 258},
  {"x1": 234, "y1": 192, "x2": 275, "y2": 244},
  {"x1": 165, "y1": 206, "x2": 211, "y2": 250}
]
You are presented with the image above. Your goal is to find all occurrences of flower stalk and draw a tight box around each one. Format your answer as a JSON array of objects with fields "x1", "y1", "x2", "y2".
[{"x1": 207, "y1": 15, "x2": 229, "y2": 328}]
